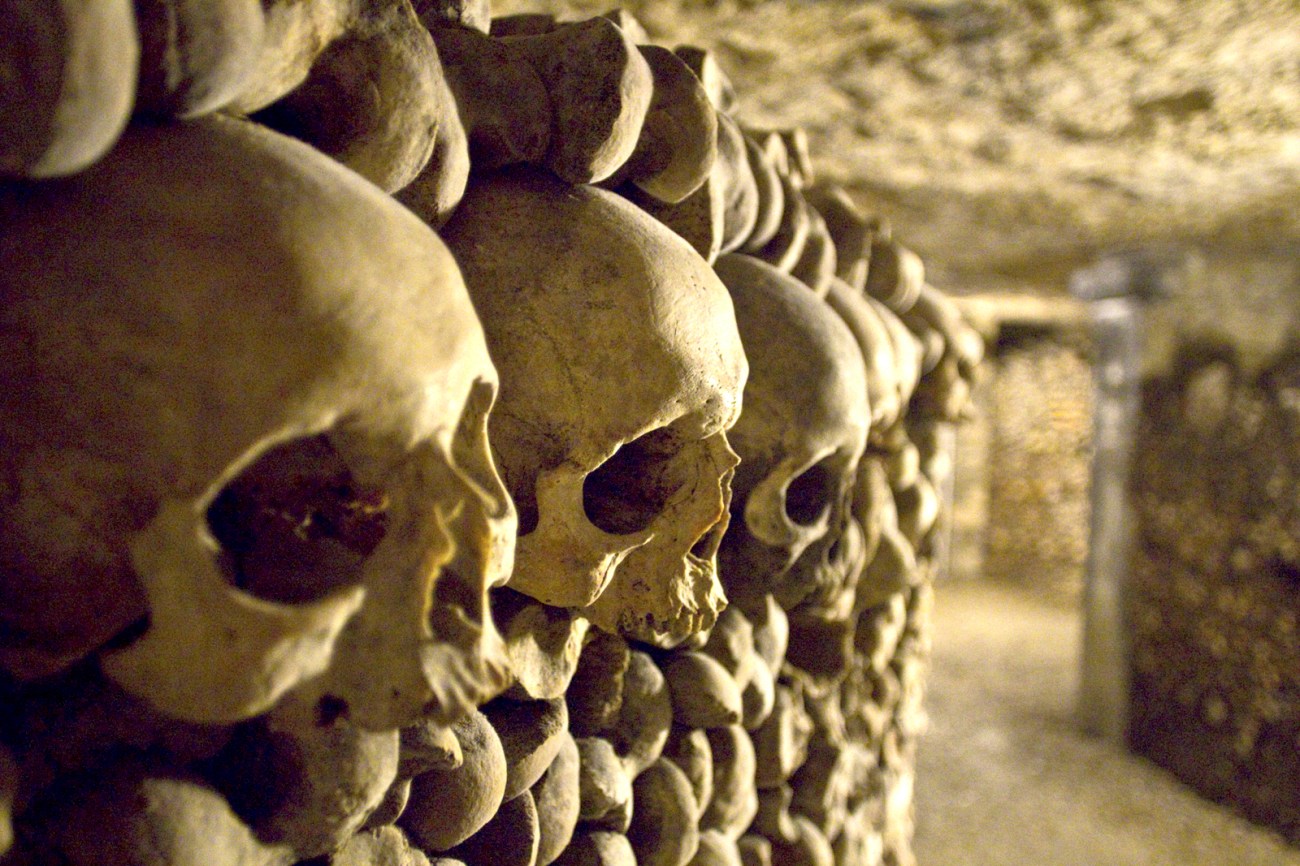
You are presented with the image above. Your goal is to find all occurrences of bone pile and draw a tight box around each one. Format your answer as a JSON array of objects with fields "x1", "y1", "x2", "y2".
[{"x1": 0, "y1": 3, "x2": 980, "y2": 865}]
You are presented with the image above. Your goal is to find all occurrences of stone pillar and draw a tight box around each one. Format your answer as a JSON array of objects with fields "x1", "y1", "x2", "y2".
[{"x1": 1069, "y1": 254, "x2": 1170, "y2": 742}]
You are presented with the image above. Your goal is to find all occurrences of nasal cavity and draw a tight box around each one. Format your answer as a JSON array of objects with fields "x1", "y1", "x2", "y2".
[
  {"x1": 690, "y1": 511, "x2": 729, "y2": 560},
  {"x1": 206, "y1": 434, "x2": 389, "y2": 604}
]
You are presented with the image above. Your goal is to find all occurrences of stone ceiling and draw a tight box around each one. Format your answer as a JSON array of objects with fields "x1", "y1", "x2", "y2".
[{"x1": 496, "y1": 0, "x2": 1300, "y2": 296}]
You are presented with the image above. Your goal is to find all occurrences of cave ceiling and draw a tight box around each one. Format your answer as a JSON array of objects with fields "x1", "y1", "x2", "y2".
[{"x1": 497, "y1": 0, "x2": 1300, "y2": 296}]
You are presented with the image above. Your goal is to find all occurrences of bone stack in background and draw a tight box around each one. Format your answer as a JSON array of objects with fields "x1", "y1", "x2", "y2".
[
  {"x1": 0, "y1": 3, "x2": 980, "y2": 865},
  {"x1": 1128, "y1": 341, "x2": 1300, "y2": 844}
]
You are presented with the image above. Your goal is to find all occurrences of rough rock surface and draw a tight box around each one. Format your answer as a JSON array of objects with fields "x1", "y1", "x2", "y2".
[{"x1": 498, "y1": 0, "x2": 1300, "y2": 293}]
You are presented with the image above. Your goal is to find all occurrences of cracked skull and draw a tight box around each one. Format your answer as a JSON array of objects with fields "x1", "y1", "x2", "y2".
[
  {"x1": 713, "y1": 254, "x2": 870, "y2": 616},
  {"x1": 441, "y1": 167, "x2": 748, "y2": 647},
  {"x1": 0, "y1": 115, "x2": 513, "y2": 730}
]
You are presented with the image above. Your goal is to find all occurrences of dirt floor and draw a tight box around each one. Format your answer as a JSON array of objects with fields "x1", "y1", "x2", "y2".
[{"x1": 912, "y1": 582, "x2": 1300, "y2": 866}]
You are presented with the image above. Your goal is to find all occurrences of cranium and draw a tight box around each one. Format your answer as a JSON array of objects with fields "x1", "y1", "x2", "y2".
[
  {"x1": 713, "y1": 254, "x2": 870, "y2": 616},
  {"x1": 825, "y1": 278, "x2": 903, "y2": 443},
  {"x1": 440, "y1": 167, "x2": 748, "y2": 647},
  {"x1": 2, "y1": 0, "x2": 138, "y2": 178},
  {"x1": 423, "y1": 14, "x2": 653, "y2": 187},
  {"x1": 0, "y1": 115, "x2": 512, "y2": 730},
  {"x1": 627, "y1": 758, "x2": 701, "y2": 866},
  {"x1": 222, "y1": 0, "x2": 453, "y2": 193},
  {"x1": 446, "y1": 787, "x2": 541, "y2": 865},
  {"x1": 779, "y1": 278, "x2": 919, "y2": 679},
  {"x1": 24, "y1": 757, "x2": 292, "y2": 866},
  {"x1": 134, "y1": 0, "x2": 265, "y2": 119}
]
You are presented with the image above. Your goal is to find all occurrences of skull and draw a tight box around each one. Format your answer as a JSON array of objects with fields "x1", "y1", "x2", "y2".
[
  {"x1": 767, "y1": 278, "x2": 914, "y2": 678},
  {"x1": 825, "y1": 277, "x2": 903, "y2": 439},
  {"x1": 713, "y1": 254, "x2": 870, "y2": 616},
  {"x1": 0, "y1": 115, "x2": 513, "y2": 730},
  {"x1": 440, "y1": 167, "x2": 748, "y2": 646}
]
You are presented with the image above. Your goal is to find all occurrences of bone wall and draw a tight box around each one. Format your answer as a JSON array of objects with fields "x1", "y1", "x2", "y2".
[
  {"x1": 1128, "y1": 258, "x2": 1300, "y2": 841},
  {"x1": 982, "y1": 327, "x2": 1094, "y2": 603},
  {"x1": 0, "y1": 4, "x2": 981, "y2": 866}
]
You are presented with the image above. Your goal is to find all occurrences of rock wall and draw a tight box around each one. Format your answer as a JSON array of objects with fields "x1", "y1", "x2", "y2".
[
  {"x1": 0, "y1": 4, "x2": 979, "y2": 866},
  {"x1": 496, "y1": 0, "x2": 1300, "y2": 297}
]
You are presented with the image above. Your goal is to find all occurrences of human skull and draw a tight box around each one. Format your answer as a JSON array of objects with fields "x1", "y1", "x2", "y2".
[
  {"x1": 775, "y1": 278, "x2": 911, "y2": 678},
  {"x1": 713, "y1": 254, "x2": 870, "y2": 616},
  {"x1": 825, "y1": 277, "x2": 902, "y2": 437},
  {"x1": 0, "y1": 115, "x2": 512, "y2": 730},
  {"x1": 440, "y1": 167, "x2": 748, "y2": 646}
]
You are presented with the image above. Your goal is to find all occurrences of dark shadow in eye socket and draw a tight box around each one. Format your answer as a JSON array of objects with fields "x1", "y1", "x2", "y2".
[
  {"x1": 583, "y1": 427, "x2": 688, "y2": 536},
  {"x1": 786, "y1": 459, "x2": 836, "y2": 527},
  {"x1": 206, "y1": 434, "x2": 388, "y2": 604}
]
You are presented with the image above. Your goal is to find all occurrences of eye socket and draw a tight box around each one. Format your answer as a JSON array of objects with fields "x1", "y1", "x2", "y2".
[
  {"x1": 205, "y1": 434, "x2": 389, "y2": 604},
  {"x1": 785, "y1": 458, "x2": 838, "y2": 527},
  {"x1": 583, "y1": 427, "x2": 690, "y2": 536}
]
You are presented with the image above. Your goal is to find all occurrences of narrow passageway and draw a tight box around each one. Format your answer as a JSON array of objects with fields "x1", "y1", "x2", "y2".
[{"x1": 912, "y1": 582, "x2": 1300, "y2": 866}]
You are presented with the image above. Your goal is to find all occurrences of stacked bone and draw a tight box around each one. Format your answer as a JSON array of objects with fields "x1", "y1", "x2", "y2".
[
  {"x1": 0, "y1": 3, "x2": 980, "y2": 865},
  {"x1": 700, "y1": 142, "x2": 982, "y2": 865},
  {"x1": 830, "y1": 211, "x2": 982, "y2": 866},
  {"x1": 632, "y1": 40, "x2": 984, "y2": 863}
]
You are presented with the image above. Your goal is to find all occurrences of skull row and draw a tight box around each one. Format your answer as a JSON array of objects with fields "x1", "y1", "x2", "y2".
[
  {"x1": 412, "y1": 91, "x2": 972, "y2": 866},
  {"x1": 0, "y1": 113, "x2": 932, "y2": 724},
  {"x1": 3, "y1": 0, "x2": 722, "y2": 216},
  {"x1": 0, "y1": 5, "x2": 981, "y2": 864}
]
